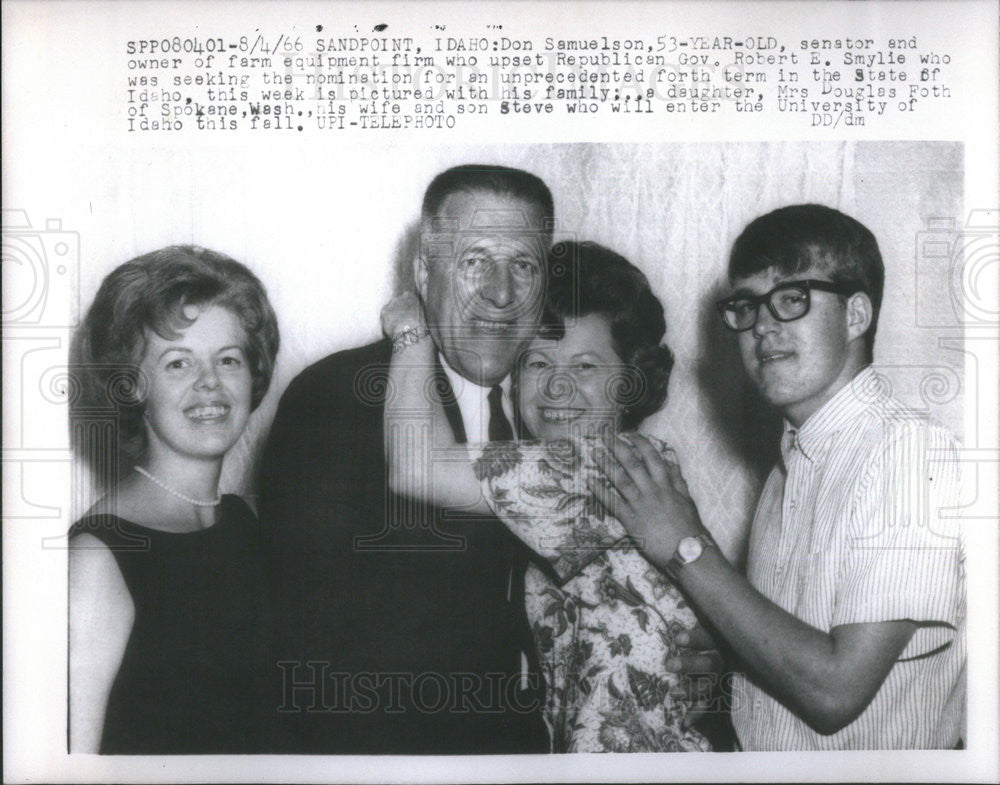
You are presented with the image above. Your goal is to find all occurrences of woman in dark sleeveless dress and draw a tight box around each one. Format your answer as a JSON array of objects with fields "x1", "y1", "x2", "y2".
[{"x1": 68, "y1": 246, "x2": 279, "y2": 753}]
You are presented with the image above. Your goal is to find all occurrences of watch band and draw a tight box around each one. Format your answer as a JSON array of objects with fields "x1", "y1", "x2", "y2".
[{"x1": 391, "y1": 325, "x2": 430, "y2": 354}]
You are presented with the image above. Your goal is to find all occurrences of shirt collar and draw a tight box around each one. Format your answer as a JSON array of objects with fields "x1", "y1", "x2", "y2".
[
  {"x1": 783, "y1": 366, "x2": 884, "y2": 463},
  {"x1": 438, "y1": 355, "x2": 512, "y2": 444}
]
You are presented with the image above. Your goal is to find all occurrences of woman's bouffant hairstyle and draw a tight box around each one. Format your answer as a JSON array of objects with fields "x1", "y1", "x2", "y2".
[
  {"x1": 69, "y1": 245, "x2": 279, "y2": 473},
  {"x1": 536, "y1": 241, "x2": 674, "y2": 430}
]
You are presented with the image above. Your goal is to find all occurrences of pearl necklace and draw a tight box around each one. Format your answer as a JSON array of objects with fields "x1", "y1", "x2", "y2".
[{"x1": 134, "y1": 466, "x2": 222, "y2": 507}]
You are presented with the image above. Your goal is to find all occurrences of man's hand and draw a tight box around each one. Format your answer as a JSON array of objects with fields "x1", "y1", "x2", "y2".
[
  {"x1": 666, "y1": 625, "x2": 728, "y2": 730},
  {"x1": 380, "y1": 291, "x2": 426, "y2": 338},
  {"x1": 590, "y1": 433, "x2": 707, "y2": 567}
]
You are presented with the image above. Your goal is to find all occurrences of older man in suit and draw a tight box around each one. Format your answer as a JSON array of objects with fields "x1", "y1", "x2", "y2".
[{"x1": 260, "y1": 165, "x2": 554, "y2": 753}]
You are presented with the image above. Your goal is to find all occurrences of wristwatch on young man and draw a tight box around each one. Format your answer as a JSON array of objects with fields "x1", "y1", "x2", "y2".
[{"x1": 664, "y1": 533, "x2": 717, "y2": 582}]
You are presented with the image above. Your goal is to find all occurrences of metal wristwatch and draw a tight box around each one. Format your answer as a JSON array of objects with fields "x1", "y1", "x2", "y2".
[{"x1": 664, "y1": 533, "x2": 716, "y2": 582}]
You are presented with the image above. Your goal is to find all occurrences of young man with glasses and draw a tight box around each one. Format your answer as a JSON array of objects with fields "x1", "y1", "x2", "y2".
[{"x1": 593, "y1": 204, "x2": 965, "y2": 750}]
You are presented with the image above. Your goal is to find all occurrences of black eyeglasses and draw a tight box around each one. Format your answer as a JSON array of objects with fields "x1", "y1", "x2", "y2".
[{"x1": 716, "y1": 279, "x2": 859, "y2": 332}]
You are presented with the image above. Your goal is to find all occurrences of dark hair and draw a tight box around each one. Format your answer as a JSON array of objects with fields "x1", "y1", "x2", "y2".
[
  {"x1": 728, "y1": 204, "x2": 884, "y2": 358},
  {"x1": 536, "y1": 241, "x2": 674, "y2": 430},
  {"x1": 69, "y1": 245, "x2": 280, "y2": 473},
  {"x1": 421, "y1": 164, "x2": 555, "y2": 227}
]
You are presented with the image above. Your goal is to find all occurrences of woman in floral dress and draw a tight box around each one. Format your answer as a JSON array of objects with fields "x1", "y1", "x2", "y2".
[{"x1": 383, "y1": 241, "x2": 712, "y2": 753}]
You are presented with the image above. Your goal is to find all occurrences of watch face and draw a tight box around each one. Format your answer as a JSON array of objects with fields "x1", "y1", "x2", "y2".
[{"x1": 678, "y1": 536, "x2": 704, "y2": 562}]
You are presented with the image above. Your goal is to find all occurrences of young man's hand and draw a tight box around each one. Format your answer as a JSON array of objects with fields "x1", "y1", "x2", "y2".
[{"x1": 589, "y1": 432, "x2": 709, "y2": 567}]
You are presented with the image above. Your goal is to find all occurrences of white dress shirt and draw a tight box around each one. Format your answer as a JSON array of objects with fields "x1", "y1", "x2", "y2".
[
  {"x1": 438, "y1": 357, "x2": 514, "y2": 446},
  {"x1": 438, "y1": 355, "x2": 528, "y2": 683}
]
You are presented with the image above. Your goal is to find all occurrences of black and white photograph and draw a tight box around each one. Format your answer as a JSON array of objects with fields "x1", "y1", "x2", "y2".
[{"x1": 3, "y1": 1, "x2": 997, "y2": 783}]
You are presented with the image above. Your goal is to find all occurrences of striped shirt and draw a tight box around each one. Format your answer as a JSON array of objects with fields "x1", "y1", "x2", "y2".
[{"x1": 732, "y1": 367, "x2": 966, "y2": 750}]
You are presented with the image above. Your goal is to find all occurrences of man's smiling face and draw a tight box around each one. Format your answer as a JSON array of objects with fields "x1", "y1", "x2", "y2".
[{"x1": 417, "y1": 189, "x2": 550, "y2": 387}]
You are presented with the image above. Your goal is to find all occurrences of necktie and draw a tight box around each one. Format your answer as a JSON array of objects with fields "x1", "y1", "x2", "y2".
[
  {"x1": 488, "y1": 385, "x2": 514, "y2": 442},
  {"x1": 488, "y1": 384, "x2": 529, "y2": 688}
]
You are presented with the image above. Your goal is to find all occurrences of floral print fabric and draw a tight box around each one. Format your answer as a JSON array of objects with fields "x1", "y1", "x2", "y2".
[{"x1": 472, "y1": 437, "x2": 711, "y2": 753}]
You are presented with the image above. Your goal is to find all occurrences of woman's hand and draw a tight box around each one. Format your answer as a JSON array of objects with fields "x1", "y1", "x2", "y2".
[
  {"x1": 380, "y1": 292, "x2": 426, "y2": 339},
  {"x1": 589, "y1": 433, "x2": 707, "y2": 567}
]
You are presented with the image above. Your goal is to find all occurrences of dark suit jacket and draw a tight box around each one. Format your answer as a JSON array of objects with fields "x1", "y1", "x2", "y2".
[{"x1": 259, "y1": 339, "x2": 547, "y2": 753}]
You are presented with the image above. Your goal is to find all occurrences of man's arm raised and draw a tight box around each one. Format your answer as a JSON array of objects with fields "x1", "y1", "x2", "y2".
[{"x1": 381, "y1": 293, "x2": 488, "y2": 512}]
